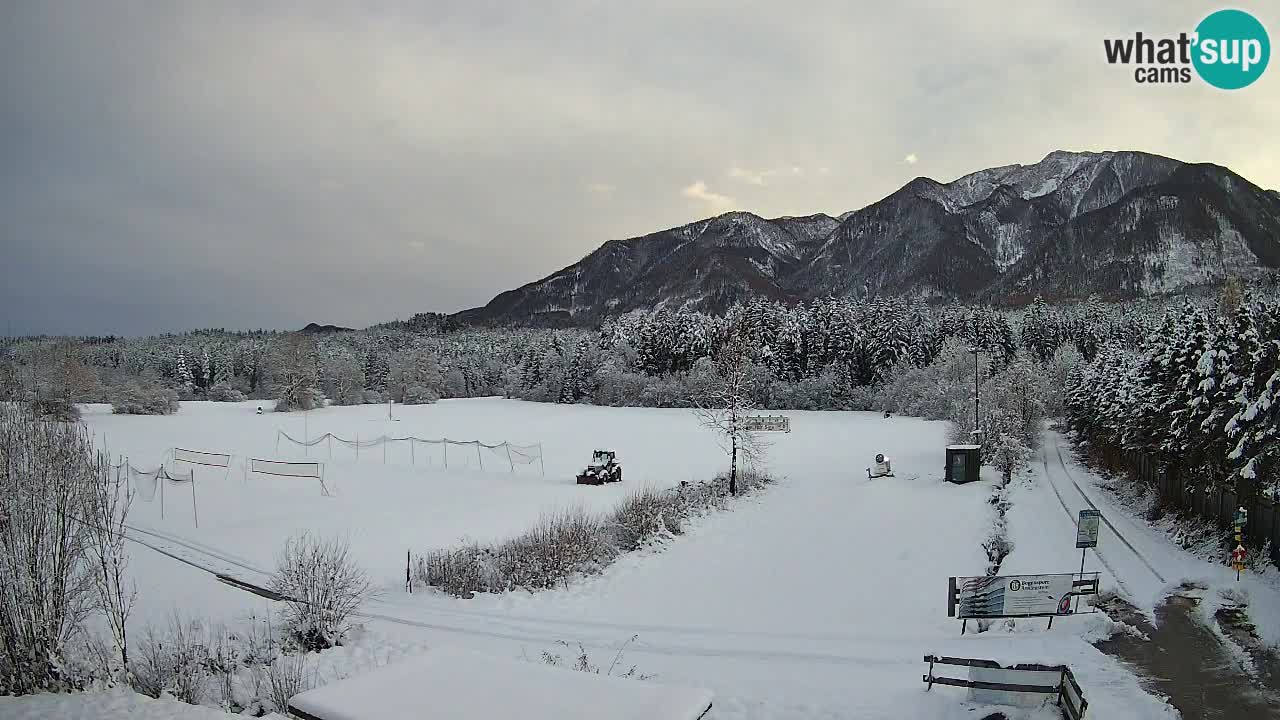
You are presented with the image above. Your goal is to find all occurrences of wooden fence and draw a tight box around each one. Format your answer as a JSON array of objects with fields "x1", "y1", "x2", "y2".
[{"x1": 1129, "y1": 451, "x2": 1280, "y2": 567}]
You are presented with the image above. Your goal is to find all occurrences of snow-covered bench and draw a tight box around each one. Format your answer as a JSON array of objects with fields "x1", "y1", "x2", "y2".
[
  {"x1": 287, "y1": 645, "x2": 714, "y2": 720},
  {"x1": 923, "y1": 654, "x2": 1088, "y2": 719}
]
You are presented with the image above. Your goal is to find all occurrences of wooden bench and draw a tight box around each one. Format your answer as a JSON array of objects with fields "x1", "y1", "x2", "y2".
[{"x1": 923, "y1": 654, "x2": 1088, "y2": 720}]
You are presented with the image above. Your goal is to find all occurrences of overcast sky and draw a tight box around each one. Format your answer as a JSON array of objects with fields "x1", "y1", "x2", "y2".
[{"x1": 2, "y1": 1, "x2": 1277, "y2": 336}]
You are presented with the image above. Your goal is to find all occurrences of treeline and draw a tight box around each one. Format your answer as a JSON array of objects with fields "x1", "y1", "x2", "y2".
[
  {"x1": 1, "y1": 296, "x2": 1159, "y2": 418},
  {"x1": 1067, "y1": 289, "x2": 1280, "y2": 501}
]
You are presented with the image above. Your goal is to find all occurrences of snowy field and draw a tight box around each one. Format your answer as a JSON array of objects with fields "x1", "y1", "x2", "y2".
[{"x1": 23, "y1": 400, "x2": 1197, "y2": 718}]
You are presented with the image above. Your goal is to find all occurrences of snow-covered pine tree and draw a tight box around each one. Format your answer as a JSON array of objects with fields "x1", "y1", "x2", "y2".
[
  {"x1": 175, "y1": 350, "x2": 194, "y2": 394},
  {"x1": 1226, "y1": 300, "x2": 1280, "y2": 494}
]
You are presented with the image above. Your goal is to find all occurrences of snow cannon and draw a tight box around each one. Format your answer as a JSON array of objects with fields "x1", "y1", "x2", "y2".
[
  {"x1": 576, "y1": 449, "x2": 622, "y2": 485},
  {"x1": 867, "y1": 453, "x2": 893, "y2": 479}
]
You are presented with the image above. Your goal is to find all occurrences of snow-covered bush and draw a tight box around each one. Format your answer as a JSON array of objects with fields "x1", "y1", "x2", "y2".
[
  {"x1": 878, "y1": 338, "x2": 986, "y2": 421},
  {"x1": 261, "y1": 652, "x2": 316, "y2": 714},
  {"x1": 206, "y1": 381, "x2": 247, "y2": 403},
  {"x1": 132, "y1": 614, "x2": 208, "y2": 704},
  {"x1": 610, "y1": 486, "x2": 683, "y2": 550},
  {"x1": 110, "y1": 379, "x2": 180, "y2": 415},
  {"x1": 983, "y1": 411, "x2": 1034, "y2": 484},
  {"x1": 275, "y1": 386, "x2": 325, "y2": 412},
  {"x1": 0, "y1": 405, "x2": 103, "y2": 693},
  {"x1": 401, "y1": 384, "x2": 440, "y2": 405},
  {"x1": 270, "y1": 533, "x2": 372, "y2": 652},
  {"x1": 418, "y1": 470, "x2": 773, "y2": 597}
]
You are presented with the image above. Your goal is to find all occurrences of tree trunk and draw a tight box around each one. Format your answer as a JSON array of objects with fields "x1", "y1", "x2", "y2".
[{"x1": 730, "y1": 431, "x2": 738, "y2": 496}]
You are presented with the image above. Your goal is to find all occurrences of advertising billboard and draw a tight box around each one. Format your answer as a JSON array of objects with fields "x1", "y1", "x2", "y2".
[{"x1": 951, "y1": 574, "x2": 1091, "y2": 619}]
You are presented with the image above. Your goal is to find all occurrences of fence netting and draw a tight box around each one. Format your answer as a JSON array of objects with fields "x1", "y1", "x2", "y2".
[
  {"x1": 115, "y1": 461, "x2": 193, "y2": 502},
  {"x1": 276, "y1": 430, "x2": 543, "y2": 475}
]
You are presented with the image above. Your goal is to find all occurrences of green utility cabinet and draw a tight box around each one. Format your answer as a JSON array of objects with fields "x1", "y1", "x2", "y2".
[{"x1": 945, "y1": 444, "x2": 981, "y2": 484}]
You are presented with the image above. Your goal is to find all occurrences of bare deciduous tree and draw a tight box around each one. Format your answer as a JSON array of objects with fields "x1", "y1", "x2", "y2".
[
  {"x1": 321, "y1": 354, "x2": 366, "y2": 406},
  {"x1": 22, "y1": 341, "x2": 98, "y2": 421},
  {"x1": 693, "y1": 323, "x2": 769, "y2": 495},
  {"x1": 269, "y1": 334, "x2": 323, "y2": 412},
  {"x1": 270, "y1": 533, "x2": 372, "y2": 651},
  {"x1": 85, "y1": 461, "x2": 137, "y2": 679},
  {"x1": 387, "y1": 350, "x2": 443, "y2": 405}
]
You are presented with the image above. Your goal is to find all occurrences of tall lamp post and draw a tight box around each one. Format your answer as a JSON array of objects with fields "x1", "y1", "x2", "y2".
[{"x1": 969, "y1": 346, "x2": 983, "y2": 445}]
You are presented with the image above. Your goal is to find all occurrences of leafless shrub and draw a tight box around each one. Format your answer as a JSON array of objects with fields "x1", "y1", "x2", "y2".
[
  {"x1": 261, "y1": 652, "x2": 316, "y2": 714},
  {"x1": 0, "y1": 405, "x2": 99, "y2": 693},
  {"x1": 610, "y1": 486, "x2": 684, "y2": 551},
  {"x1": 109, "y1": 377, "x2": 180, "y2": 415},
  {"x1": 131, "y1": 614, "x2": 208, "y2": 704},
  {"x1": 536, "y1": 635, "x2": 651, "y2": 680},
  {"x1": 419, "y1": 508, "x2": 617, "y2": 597},
  {"x1": 270, "y1": 533, "x2": 373, "y2": 652},
  {"x1": 419, "y1": 473, "x2": 775, "y2": 598}
]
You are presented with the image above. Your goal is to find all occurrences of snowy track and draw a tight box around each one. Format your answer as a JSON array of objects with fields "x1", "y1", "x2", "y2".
[{"x1": 1034, "y1": 432, "x2": 1180, "y2": 609}]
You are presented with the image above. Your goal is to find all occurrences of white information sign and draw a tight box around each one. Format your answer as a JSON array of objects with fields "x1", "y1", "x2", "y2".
[
  {"x1": 955, "y1": 573, "x2": 1081, "y2": 618},
  {"x1": 743, "y1": 415, "x2": 790, "y2": 433}
]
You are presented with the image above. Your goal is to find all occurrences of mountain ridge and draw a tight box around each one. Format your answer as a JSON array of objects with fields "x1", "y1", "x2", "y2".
[{"x1": 454, "y1": 150, "x2": 1280, "y2": 325}]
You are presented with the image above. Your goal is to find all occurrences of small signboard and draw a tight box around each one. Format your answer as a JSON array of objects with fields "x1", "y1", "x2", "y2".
[
  {"x1": 743, "y1": 415, "x2": 790, "y2": 433},
  {"x1": 950, "y1": 573, "x2": 1098, "y2": 619},
  {"x1": 1075, "y1": 509, "x2": 1101, "y2": 549}
]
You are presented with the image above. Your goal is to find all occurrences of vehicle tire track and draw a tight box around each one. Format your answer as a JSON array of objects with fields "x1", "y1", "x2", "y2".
[
  {"x1": 1039, "y1": 451, "x2": 1134, "y2": 598},
  {"x1": 1050, "y1": 438, "x2": 1166, "y2": 584}
]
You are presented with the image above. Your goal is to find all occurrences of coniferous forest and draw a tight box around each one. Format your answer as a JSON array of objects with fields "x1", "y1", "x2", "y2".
[{"x1": 4, "y1": 286, "x2": 1279, "y2": 503}]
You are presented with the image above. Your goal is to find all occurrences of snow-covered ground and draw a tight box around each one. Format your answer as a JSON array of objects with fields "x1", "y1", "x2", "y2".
[{"x1": 14, "y1": 401, "x2": 1242, "y2": 718}]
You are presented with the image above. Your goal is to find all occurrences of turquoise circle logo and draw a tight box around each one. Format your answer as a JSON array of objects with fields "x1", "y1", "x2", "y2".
[{"x1": 1192, "y1": 9, "x2": 1270, "y2": 89}]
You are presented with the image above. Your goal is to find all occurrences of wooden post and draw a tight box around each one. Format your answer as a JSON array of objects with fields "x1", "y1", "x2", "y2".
[
  {"x1": 191, "y1": 470, "x2": 199, "y2": 528},
  {"x1": 476, "y1": 441, "x2": 482, "y2": 470},
  {"x1": 328, "y1": 434, "x2": 333, "y2": 460},
  {"x1": 538, "y1": 445, "x2": 545, "y2": 477},
  {"x1": 411, "y1": 438, "x2": 416, "y2": 466},
  {"x1": 505, "y1": 443, "x2": 514, "y2": 472},
  {"x1": 444, "y1": 440, "x2": 449, "y2": 469},
  {"x1": 406, "y1": 550, "x2": 412, "y2": 594},
  {"x1": 159, "y1": 469, "x2": 165, "y2": 520}
]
